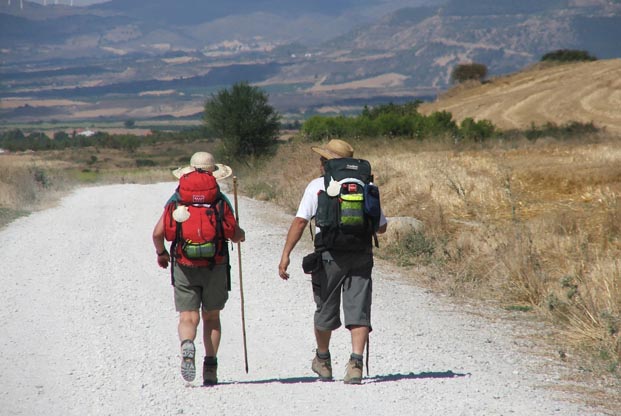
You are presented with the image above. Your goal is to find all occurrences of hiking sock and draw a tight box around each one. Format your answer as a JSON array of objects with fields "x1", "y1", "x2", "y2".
[
  {"x1": 316, "y1": 350, "x2": 331, "y2": 360},
  {"x1": 350, "y1": 353, "x2": 364, "y2": 362}
]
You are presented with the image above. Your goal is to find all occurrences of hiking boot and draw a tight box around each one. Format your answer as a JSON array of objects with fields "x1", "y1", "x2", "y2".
[
  {"x1": 343, "y1": 358, "x2": 363, "y2": 385},
  {"x1": 203, "y1": 357, "x2": 218, "y2": 386},
  {"x1": 311, "y1": 355, "x2": 333, "y2": 381},
  {"x1": 180, "y1": 340, "x2": 196, "y2": 382}
]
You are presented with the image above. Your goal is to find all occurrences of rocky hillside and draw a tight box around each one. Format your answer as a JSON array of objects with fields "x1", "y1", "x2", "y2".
[{"x1": 319, "y1": 0, "x2": 621, "y2": 89}]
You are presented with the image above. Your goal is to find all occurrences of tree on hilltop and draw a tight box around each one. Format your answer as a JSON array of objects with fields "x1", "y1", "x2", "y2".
[{"x1": 450, "y1": 62, "x2": 488, "y2": 84}]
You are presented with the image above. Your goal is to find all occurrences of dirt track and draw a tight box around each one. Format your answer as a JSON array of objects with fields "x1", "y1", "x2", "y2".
[
  {"x1": 0, "y1": 182, "x2": 613, "y2": 415},
  {"x1": 420, "y1": 59, "x2": 621, "y2": 134}
]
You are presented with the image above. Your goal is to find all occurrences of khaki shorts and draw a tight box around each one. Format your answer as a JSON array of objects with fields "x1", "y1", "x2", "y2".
[
  {"x1": 312, "y1": 250, "x2": 373, "y2": 331},
  {"x1": 173, "y1": 263, "x2": 229, "y2": 312}
]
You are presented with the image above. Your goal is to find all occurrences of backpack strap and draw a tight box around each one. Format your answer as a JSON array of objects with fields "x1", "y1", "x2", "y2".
[
  {"x1": 308, "y1": 216, "x2": 316, "y2": 242},
  {"x1": 214, "y1": 198, "x2": 232, "y2": 290},
  {"x1": 212, "y1": 197, "x2": 224, "y2": 255},
  {"x1": 169, "y1": 202, "x2": 181, "y2": 286}
]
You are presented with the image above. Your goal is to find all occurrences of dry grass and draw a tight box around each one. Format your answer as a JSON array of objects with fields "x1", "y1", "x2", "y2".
[
  {"x1": 0, "y1": 139, "x2": 219, "y2": 228},
  {"x1": 237, "y1": 133, "x2": 621, "y2": 384}
]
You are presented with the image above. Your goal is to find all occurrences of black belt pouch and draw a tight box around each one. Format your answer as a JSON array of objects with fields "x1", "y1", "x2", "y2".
[{"x1": 302, "y1": 251, "x2": 322, "y2": 274}]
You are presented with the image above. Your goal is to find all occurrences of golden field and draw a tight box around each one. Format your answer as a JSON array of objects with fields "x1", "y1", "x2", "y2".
[{"x1": 420, "y1": 59, "x2": 621, "y2": 134}]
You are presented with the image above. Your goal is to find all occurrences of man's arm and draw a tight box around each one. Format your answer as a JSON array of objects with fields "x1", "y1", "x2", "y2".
[
  {"x1": 232, "y1": 224, "x2": 246, "y2": 243},
  {"x1": 221, "y1": 200, "x2": 245, "y2": 243},
  {"x1": 278, "y1": 217, "x2": 309, "y2": 280}
]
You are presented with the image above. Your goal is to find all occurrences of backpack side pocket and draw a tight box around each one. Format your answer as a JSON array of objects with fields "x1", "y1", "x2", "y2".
[
  {"x1": 316, "y1": 190, "x2": 339, "y2": 228},
  {"x1": 364, "y1": 183, "x2": 381, "y2": 231}
]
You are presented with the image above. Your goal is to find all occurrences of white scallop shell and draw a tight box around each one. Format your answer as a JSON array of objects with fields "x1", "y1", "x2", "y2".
[
  {"x1": 172, "y1": 205, "x2": 190, "y2": 222},
  {"x1": 326, "y1": 177, "x2": 341, "y2": 197}
]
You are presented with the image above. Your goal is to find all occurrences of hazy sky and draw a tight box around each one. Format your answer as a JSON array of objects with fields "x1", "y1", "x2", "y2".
[
  {"x1": 28, "y1": 0, "x2": 441, "y2": 9},
  {"x1": 31, "y1": 0, "x2": 107, "y2": 5}
]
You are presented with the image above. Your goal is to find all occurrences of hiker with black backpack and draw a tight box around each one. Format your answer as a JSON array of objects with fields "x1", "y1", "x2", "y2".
[
  {"x1": 152, "y1": 152, "x2": 245, "y2": 386},
  {"x1": 278, "y1": 139, "x2": 388, "y2": 384}
]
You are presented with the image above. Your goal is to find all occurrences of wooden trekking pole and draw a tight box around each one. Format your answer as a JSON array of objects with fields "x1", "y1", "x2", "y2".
[
  {"x1": 366, "y1": 334, "x2": 370, "y2": 376},
  {"x1": 233, "y1": 176, "x2": 249, "y2": 373}
]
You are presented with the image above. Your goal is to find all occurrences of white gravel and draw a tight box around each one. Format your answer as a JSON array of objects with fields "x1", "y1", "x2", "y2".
[{"x1": 0, "y1": 182, "x2": 609, "y2": 416}]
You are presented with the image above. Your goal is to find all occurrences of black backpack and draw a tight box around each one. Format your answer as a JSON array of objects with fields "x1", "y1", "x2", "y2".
[{"x1": 314, "y1": 157, "x2": 381, "y2": 251}]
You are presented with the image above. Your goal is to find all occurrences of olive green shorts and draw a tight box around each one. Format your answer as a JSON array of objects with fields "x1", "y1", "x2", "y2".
[{"x1": 173, "y1": 263, "x2": 229, "y2": 312}]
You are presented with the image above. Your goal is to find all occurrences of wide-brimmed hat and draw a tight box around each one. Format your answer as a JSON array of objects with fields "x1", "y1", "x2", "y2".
[
  {"x1": 172, "y1": 151, "x2": 232, "y2": 180},
  {"x1": 311, "y1": 139, "x2": 354, "y2": 160}
]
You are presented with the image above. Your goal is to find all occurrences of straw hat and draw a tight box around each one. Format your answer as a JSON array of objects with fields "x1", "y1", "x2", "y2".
[
  {"x1": 311, "y1": 139, "x2": 354, "y2": 160},
  {"x1": 172, "y1": 152, "x2": 232, "y2": 180}
]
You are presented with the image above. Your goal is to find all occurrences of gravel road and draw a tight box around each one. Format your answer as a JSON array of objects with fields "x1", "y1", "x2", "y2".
[{"x1": 0, "y1": 182, "x2": 609, "y2": 415}]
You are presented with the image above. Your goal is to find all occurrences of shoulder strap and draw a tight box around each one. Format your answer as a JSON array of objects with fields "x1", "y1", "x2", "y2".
[
  {"x1": 214, "y1": 198, "x2": 227, "y2": 256},
  {"x1": 169, "y1": 202, "x2": 180, "y2": 286},
  {"x1": 308, "y1": 218, "x2": 315, "y2": 242}
]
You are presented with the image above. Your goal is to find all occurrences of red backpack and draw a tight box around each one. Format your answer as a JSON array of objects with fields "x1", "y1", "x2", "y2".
[{"x1": 164, "y1": 170, "x2": 229, "y2": 267}]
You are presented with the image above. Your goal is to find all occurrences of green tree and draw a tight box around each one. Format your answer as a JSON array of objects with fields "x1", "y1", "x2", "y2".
[
  {"x1": 203, "y1": 82, "x2": 281, "y2": 159},
  {"x1": 52, "y1": 131, "x2": 70, "y2": 150},
  {"x1": 451, "y1": 63, "x2": 488, "y2": 84}
]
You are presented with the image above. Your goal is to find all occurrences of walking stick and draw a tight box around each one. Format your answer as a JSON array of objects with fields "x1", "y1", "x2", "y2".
[
  {"x1": 233, "y1": 176, "x2": 249, "y2": 373},
  {"x1": 366, "y1": 334, "x2": 370, "y2": 376}
]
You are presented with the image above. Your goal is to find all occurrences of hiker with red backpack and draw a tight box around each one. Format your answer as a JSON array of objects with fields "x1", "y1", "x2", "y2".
[
  {"x1": 278, "y1": 139, "x2": 388, "y2": 384},
  {"x1": 152, "y1": 152, "x2": 245, "y2": 386}
]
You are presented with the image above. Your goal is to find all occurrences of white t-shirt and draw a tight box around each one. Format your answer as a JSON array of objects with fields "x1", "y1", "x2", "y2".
[{"x1": 295, "y1": 177, "x2": 388, "y2": 230}]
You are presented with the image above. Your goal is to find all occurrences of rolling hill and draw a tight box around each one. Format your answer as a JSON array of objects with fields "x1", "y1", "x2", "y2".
[{"x1": 419, "y1": 59, "x2": 621, "y2": 134}]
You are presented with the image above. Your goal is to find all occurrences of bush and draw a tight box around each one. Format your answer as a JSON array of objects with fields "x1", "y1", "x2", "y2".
[
  {"x1": 541, "y1": 49, "x2": 597, "y2": 62},
  {"x1": 361, "y1": 101, "x2": 422, "y2": 119},
  {"x1": 459, "y1": 117, "x2": 496, "y2": 141},
  {"x1": 300, "y1": 102, "x2": 460, "y2": 141},
  {"x1": 425, "y1": 111, "x2": 459, "y2": 136},
  {"x1": 451, "y1": 63, "x2": 488, "y2": 83},
  {"x1": 523, "y1": 121, "x2": 599, "y2": 141},
  {"x1": 375, "y1": 113, "x2": 410, "y2": 137},
  {"x1": 301, "y1": 115, "x2": 353, "y2": 141},
  {"x1": 31, "y1": 168, "x2": 50, "y2": 188}
]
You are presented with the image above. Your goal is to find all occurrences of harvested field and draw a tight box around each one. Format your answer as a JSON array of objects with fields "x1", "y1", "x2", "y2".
[{"x1": 420, "y1": 59, "x2": 621, "y2": 134}]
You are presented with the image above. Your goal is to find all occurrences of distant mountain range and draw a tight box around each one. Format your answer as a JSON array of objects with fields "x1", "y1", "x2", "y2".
[
  {"x1": 1, "y1": 0, "x2": 620, "y2": 122},
  {"x1": 0, "y1": 0, "x2": 435, "y2": 48}
]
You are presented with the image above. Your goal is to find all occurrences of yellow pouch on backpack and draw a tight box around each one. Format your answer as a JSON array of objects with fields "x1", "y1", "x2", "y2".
[
  {"x1": 182, "y1": 241, "x2": 216, "y2": 259},
  {"x1": 340, "y1": 193, "x2": 364, "y2": 227}
]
